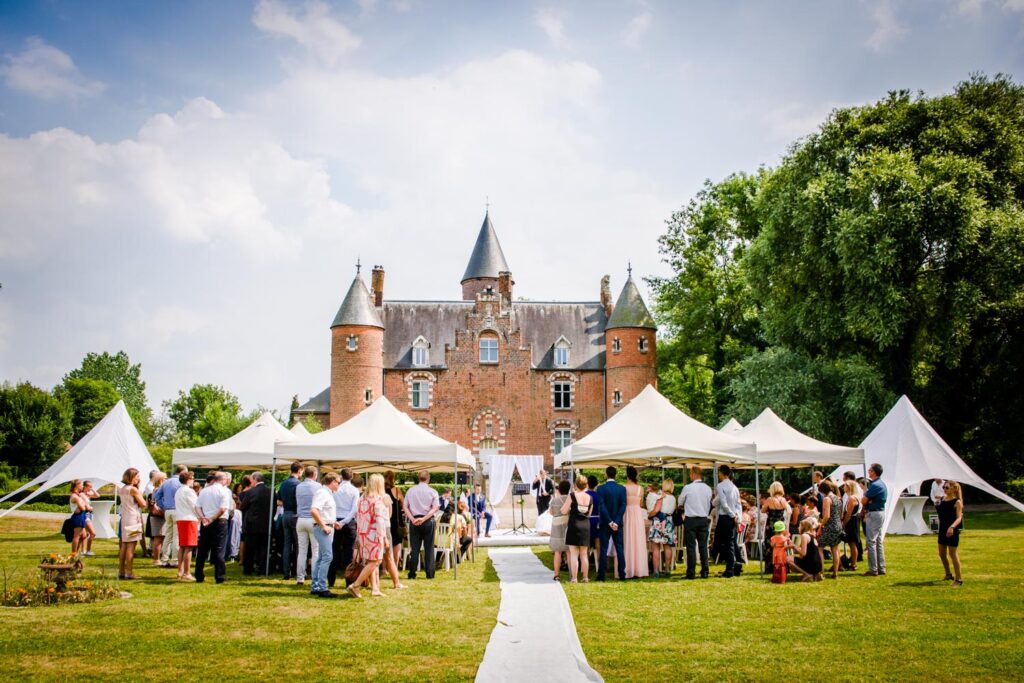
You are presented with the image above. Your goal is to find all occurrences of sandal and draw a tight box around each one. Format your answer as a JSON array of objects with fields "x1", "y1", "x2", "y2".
[
  {"x1": 371, "y1": 591, "x2": 386, "y2": 598},
  {"x1": 582, "y1": 579, "x2": 589, "y2": 584},
  {"x1": 951, "y1": 580, "x2": 963, "y2": 587},
  {"x1": 346, "y1": 585, "x2": 362, "y2": 599},
  {"x1": 552, "y1": 575, "x2": 560, "y2": 581},
  {"x1": 943, "y1": 573, "x2": 954, "y2": 581},
  {"x1": 393, "y1": 584, "x2": 408, "y2": 590}
]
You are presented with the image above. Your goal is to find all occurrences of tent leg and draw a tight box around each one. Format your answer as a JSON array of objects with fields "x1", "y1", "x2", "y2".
[
  {"x1": 266, "y1": 458, "x2": 276, "y2": 577},
  {"x1": 754, "y1": 460, "x2": 763, "y2": 579},
  {"x1": 453, "y1": 451, "x2": 458, "y2": 581}
]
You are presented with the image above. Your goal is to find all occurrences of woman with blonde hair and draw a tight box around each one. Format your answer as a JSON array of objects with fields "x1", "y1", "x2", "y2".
[
  {"x1": 841, "y1": 480, "x2": 861, "y2": 571},
  {"x1": 118, "y1": 468, "x2": 147, "y2": 580},
  {"x1": 561, "y1": 475, "x2": 593, "y2": 583},
  {"x1": 349, "y1": 473, "x2": 390, "y2": 598},
  {"x1": 937, "y1": 480, "x2": 964, "y2": 586},
  {"x1": 68, "y1": 480, "x2": 89, "y2": 555},
  {"x1": 647, "y1": 479, "x2": 676, "y2": 577},
  {"x1": 818, "y1": 480, "x2": 844, "y2": 579},
  {"x1": 384, "y1": 470, "x2": 406, "y2": 570},
  {"x1": 761, "y1": 481, "x2": 787, "y2": 575}
]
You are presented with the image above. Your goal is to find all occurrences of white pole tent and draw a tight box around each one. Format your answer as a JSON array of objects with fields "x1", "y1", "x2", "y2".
[
  {"x1": 274, "y1": 396, "x2": 475, "y2": 579},
  {"x1": 830, "y1": 395, "x2": 1024, "y2": 536},
  {"x1": 289, "y1": 422, "x2": 311, "y2": 437},
  {"x1": 720, "y1": 417, "x2": 744, "y2": 435},
  {"x1": 0, "y1": 401, "x2": 159, "y2": 518},
  {"x1": 554, "y1": 385, "x2": 758, "y2": 469},
  {"x1": 731, "y1": 407, "x2": 864, "y2": 468}
]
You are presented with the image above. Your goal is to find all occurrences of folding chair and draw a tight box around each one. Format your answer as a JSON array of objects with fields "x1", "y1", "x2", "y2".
[{"x1": 434, "y1": 522, "x2": 455, "y2": 571}]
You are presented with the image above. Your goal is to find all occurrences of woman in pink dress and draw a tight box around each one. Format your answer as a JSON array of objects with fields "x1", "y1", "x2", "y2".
[
  {"x1": 623, "y1": 466, "x2": 649, "y2": 578},
  {"x1": 117, "y1": 468, "x2": 147, "y2": 580},
  {"x1": 349, "y1": 473, "x2": 390, "y2": 598}
]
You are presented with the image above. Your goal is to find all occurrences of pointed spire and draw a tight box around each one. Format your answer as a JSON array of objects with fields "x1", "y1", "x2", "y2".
[
  {"x1": 461, "y1": 211, "x2": 510, "y2": 282},
  {"x1": 331, "y1": 270, "x2": 384, "y2": 329},
  {"x1": 606, "y1": 270, "x2": 656, "y2": 329}
]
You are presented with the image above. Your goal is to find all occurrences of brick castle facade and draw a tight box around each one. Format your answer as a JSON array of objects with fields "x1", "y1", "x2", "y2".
[{"x1": 292, "y1": 212, "x2": 658, "y2": 469}]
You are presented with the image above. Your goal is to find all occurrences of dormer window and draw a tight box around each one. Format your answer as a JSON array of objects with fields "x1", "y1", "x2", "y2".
[
  {"x1": 611, "y1": 337, "x2": 621, "y2": 354},
  {"x1": 412, "y1": 336, "x2": 429, "y2": 367},
  {"x1": 479, "y1": 333, "x2": 499, "y2": 364},
  {"x1": 638, "y1": 336, "x2": 649, "y2": 353},
  {"x1": 347, "y1": 335, "x2": 358, "y2": 352},
  {"x1": 554, "y1": 336, "x2": 570, "y2": 367}
]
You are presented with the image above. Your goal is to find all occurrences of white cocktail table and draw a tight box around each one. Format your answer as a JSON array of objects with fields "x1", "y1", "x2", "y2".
[
  {"x1": 90, "y1": 500, "x2": 117, "y2": 539},
  {"x1": 888, "y1": 496, "x2": 929, "y2": 535}
]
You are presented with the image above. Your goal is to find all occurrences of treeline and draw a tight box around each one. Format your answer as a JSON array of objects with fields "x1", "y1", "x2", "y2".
[
  {"x1": 0, "y1": 350, "x2": 317, "y2": 479},
  {"x1": 651, "y1": 74, "x2": 1024, "y2": 487}
]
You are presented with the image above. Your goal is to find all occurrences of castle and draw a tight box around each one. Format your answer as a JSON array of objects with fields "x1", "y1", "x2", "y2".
[{"x1": 291, "y1": 212, "x2": 658, "y2": 469}]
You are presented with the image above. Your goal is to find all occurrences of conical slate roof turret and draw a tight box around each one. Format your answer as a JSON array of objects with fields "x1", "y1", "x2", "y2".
[
  {"x1": 461, "y1": 211, "x2": 510, "y2": 282},
  {"x1": 607, "y1": 273, "x2": 656, "y2": 329},
  {"x1": 331, "y1": 271, "x2": 384, "y2": 329}
]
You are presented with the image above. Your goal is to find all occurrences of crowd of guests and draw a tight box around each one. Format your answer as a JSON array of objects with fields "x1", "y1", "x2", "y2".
[
  {"x1": 67, "y1": 460, "x2": 967, "y2": 590},
  {"x1": 540, "y1": 462, "x2": 967, "y2": 586}
]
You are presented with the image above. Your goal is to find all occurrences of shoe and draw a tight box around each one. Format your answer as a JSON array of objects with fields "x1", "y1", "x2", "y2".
[
  {"x1": 408, "y1": 573, "x2": 416, "y2": 580},
  {"x1": 684, "y1": 575, "x2": 696, "y2": 580},
  {"x1": 721, "y1": 573, "x2": 734, "y2": 578},
  {"x1": 346, "y1": 585, "x2": 362, "y2": 599},
  {"x1": 314, "y1": 590, "x2": 339, "y2": 599},
  {"x1": 862, "y1": 570, "x2": 878, "y2": 577},
  {"x1": 951, "y1": 580, "x2": 963, "y2": 587},
  {"x1": 943, "y1": 573, "x2": 954, "y2": 581},
  {"x1": 215, "y1": 579, "x2": 225, "y2": 584},
  {"x1": 700, "y1": 573, "x2": 709, "y2": 579},
  {"x1": 296, "y1": 580, "x2": 304, "y2": 585},
  {"x1": 180, "y1": 575, "x2": 196, "y2": 582},
  {"x1": 83, "y1": 551, "x2": 95, "y2": 557}
]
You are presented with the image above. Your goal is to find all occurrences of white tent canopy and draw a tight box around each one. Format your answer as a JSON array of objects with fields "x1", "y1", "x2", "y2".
[
  {"x1": 732, "y1": 407, "x2": 864, "y2": 468},
  {"x1": 831, "y1": 395, "x2": 1024, "y2": 535},
  {"x1": 720, "y1": 417, "x2": 743, "y2": 434},
  {"x1": 289, "y1": 422, "x2": 311, "y2": 437},
  {"x1": 274, "y1": 396, "x2": 475, "y2": 472},
  {"x1": 0, "y1": 401, "x2": 159, "y2": 517},
  {"x1": 172, "y1": 412, "x2": 299, "y2": 469},
  {"x1": 554, "y1": 385, "x2": 757, "y2": 468}
]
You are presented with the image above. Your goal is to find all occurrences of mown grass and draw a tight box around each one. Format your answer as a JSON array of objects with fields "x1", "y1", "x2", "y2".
[
  {"x1": 536, "y1": 511, "x2": 1024, "y2": 682},
  {"x1": 0, "y1": 516, "x2": 499, "y2": 682}
]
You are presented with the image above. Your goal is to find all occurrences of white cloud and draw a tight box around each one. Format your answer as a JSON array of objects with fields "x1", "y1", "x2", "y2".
[
  {"x1": 866, "y1": 1, "x2": 908, "y2": 51},
  {"x1": 535, "y1": 8, "x2": 569, "y2": 48},
  {"x1": 0, "y1": 36, "x2": 104, "y2": 101},
  {"x1": 252, "y1": 0, "x2": 360, "y2": 65},
  {"x1": 1005, "y1": 0, "x2": 1024, "y2": 11},
  {"x1": 623, "y1": 11, "x2": 653, "y2": 48},
  {"x1": 955, "y1": 0, "x2": 987, "y2": 15},
  {"x1": 763, "y1": 101, "x2": 847, "y2": 140}
]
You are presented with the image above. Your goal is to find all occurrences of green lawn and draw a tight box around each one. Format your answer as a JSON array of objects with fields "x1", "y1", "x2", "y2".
[
  {"x1": 536, "y1": 511, "x2": 1024, "y2": 682},
  {"x1": 0, "y1": 516, "x2": 499, "y2": 682}
]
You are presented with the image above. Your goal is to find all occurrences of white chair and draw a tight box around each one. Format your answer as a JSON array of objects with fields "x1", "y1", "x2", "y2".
[{"x1": 434, "y1": 522, "x2": 455, "y2": 571}]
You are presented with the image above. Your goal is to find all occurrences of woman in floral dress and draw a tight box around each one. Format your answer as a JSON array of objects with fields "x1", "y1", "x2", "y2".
[{"x1": 349, "y1": 473, "x2": 390, "y2": 598}]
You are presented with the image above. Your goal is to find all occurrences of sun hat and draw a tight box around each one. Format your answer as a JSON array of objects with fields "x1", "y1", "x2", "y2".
[{"x1": 773, "y1": 521, "x2": 786, "y2": 533}]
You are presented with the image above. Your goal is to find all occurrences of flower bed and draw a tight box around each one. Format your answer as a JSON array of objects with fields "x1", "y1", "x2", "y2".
[{"x1": 1, "y1": 553, "x2": 119, "y2": 607}]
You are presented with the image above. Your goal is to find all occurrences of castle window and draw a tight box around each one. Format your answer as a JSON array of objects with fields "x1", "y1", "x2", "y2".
[
  {"x1": 411, "y1": 380, "x2": 429, "y2": 409},
  {"x1": 553, "y1": 381, "x2": 572, "y2": 410},
  {"x1": 347, "y1": 334, "x2": 358, "y2": 352},
  {"x1": 613, "y1": 390, "x2": 622, "y2": 406},
  {"x1": 554, "y1": 337, "x2": 570, "y2": 367},
  {"x1": 611, "y1": 337, "x2": 621, "y2": 354},
  {"x1": 638, "y1": 336, "x2": 648, "y2": 353},
  {"x1": 364, "y1": 388, "x2": 373, "y2": 404},
  {"x1": 412, "y1": 336, "x2": 429, "y2": 367},
  {"x1": 479, "y1": 334, "x2": 498, "y2": 364},
  {"x1": 553, "y1": 428, "x2": 573, "y2": 455}
]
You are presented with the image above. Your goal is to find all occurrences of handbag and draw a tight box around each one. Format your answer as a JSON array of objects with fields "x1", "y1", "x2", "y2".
[
  {"x1": 344, "y1": 557, "x2": 365, "y2": 585},
  {"x1": 61, "y1": 517, "x2": 75, "y2": 543},
  {"x1": 123, "y1": 522, "x2": 143, "y2": 540}
]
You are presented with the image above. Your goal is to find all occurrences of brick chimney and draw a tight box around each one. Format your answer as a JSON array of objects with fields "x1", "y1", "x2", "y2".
[
  {"x1": 498, "y1": 271, "x2": 513, "y2": 303},
  {"x1": 371, "y1": 265, "x2": 385, "y2": 307},
  {"x1": 600, "y1": 275, "x2": 613, "y2": 316}
]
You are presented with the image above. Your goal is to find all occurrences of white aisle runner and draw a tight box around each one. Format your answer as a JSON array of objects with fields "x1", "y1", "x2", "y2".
[{"x1": 475, "y1": 547, "x2": 603, "y2": 683}]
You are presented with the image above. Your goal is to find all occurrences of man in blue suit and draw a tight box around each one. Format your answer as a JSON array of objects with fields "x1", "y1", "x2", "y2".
[
  {"x1": 468, "y1": 484, "x2": 492, "y2": 537},
  {"x1": 597, "y1": 465, "x2": 627, "y2": 581}
]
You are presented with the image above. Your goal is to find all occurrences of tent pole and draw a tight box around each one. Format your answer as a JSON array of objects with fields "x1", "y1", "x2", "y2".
[
  {"x1": 453, "y1": 447, "x2": 458, "y2": 581},
  {"x1": 754, "y1": 446, "x2": 762, "y2": 579},
  {"x1": 266, "y1": 457, "x2": 276, "y2": 576}
]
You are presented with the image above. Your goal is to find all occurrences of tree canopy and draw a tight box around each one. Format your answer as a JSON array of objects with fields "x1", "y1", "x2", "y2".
[
  {"x1": 164, "y1": 384, "x2": 254, "y2": 447},
  {"x1": 63, "y1": 351, "x2": 153, "y2": 441},
  {"x1": 0, "y1": 382, "x2": 72, "y2": 471},
  {"x1": 54, "y1": 377, "x2": 121, "y2": 443},
  {"x1": 653, "y1": 74, "x2": 1024, "y2": 485}
]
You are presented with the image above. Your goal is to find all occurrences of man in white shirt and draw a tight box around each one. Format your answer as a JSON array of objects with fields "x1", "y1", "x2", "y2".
[
  {"x1": 310, "y1": 473, "x2": 341, "y2": 598},
  {"x1": 930, "y1": 478, "x2": 945, "y2": 507},
  {"x1": 294, "y1": 465, "x2": 321, "y2": 585},
  {"x1": 328, "y1": 468, "x2": 360, "y2": 589},
  {"x1": 404, "y1": 470, "x2": 440, "y2": 579},
  {"x1": 713, "y1": 465, "x2": 743, "y2": 578},
  {"x1": 678, "y1": 465, "x2": 713, "y2": 579},
  {"x1": 194, "y1": 471, "x2": 232, "y2": 584}
]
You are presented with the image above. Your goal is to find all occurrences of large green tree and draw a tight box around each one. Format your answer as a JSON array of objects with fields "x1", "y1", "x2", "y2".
[
  {"x1": 64, "y1": 351, "x2": 153, "y2": 441},
  {"x1": 0, "y1": 382, "x2": 73, "y2": 471},
  {"x1": 164, "y1": 384, "x2": 252, "y2": 447},
  {"x1": 54, "y1": 377, "x2": 121, "y2": 443}
]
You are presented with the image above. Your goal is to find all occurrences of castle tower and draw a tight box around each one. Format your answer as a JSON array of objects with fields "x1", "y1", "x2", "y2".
[
  {"x1": 604, "y1": 270, "x2": 657, "y2": 417},
  {"x1": 461, "y1": 211, "x2": 511, "y2": 300},
  {"x1": 329, "y1": 268, "x2": 385, "y2": 427}
]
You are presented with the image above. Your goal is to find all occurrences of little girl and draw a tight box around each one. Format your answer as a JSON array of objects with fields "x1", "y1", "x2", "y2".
[{"x1": 769, "y1": 521, "x2": 790, "y2": 583}]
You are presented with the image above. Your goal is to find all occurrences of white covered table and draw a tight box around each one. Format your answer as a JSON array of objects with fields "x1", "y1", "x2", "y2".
[
  {"x1": 887, "y1": 496, "x2": 929, "y2": 535},
  {"x1": 90, "y1": 500, "x2": 117, "y2": 539}
]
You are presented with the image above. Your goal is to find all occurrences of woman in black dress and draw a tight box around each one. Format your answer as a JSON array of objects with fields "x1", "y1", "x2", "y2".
[
  {"x1": 937, "y1": 480, "x2": 964, "y2": 587},
  {"x1": 762, "y1": 482, "x2": 788, "y2": 574},
  {"x1": 384, "y1": 471, "x2": 406, "y2": 570},
  {"x1": 789, "y1": 518, "x2": 823, "y2": 581},
  {"x1": 562, "y1": 475, "x2": 593, "y2": 583}
]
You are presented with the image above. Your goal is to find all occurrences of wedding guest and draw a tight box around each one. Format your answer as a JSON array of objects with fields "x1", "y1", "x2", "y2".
[
  {"x1": 930, "y1": 478, "x2": 946, "y2": 507},
  {"x1": 309, "y1": 472, "x2": 340, "y2": 598},
  {"x1": 714, "y1": 465, "x2": 742, "y2": 578},
  {"x1": 788, "y1": 518, "x2": 822, "y2": 582},
  {"x1": 647, "y1": 479, "x2": 676, "y2": 577},
  {"x1": 385, "y1": 471, "x2": 406, "y2": 571},
  {"x1": 597, "y1": 467, "x2": 626, "y2": 581},
  {"x1": 769, "y1": 521, "x2": 791, "y2": 584},
  {"x1": 562, "y1": 475, "x2": 593, "y2": 583},
  {"x1": 549, "y1": 480, "x2": 571, "y2": 580},
  {"x1": 378, "y1": 477, "x2": 407, "y2": 590},
  {"x1": 155, "y1": 466, "x2": 186, "y2": 568},
  {"x1": 787, "y1": 494, "x2": 804, "y2": 536},
  {"x1": 818, "y1": 480, "x2": 844, "y2": 579},
  {"x1": 349, "y1": 473, "x2": 390, "y2": 598},
  {"x1": 68, "y1": 480, "x2": 88, "y2": 555},
  {"x1": 327, "y1": 468, "x2": 360, "y2": 589},
  {"x1": 147, "y1": 472, "x2": 167, "y2": 567},
  {"x1": 278, "y1": 462, "x2": 302, "y2": 580},
  {"x1": 586, "y1": 475, "x2": 601, "y2": 563},
  {"x1": 439, "y1": 489, "x2": 453, "y2": 514},
  {"x1": 239, "y1": 472, "x2": 272, "y2": 576},
  {"x1": 174, "y1": 471, "x2": 199, "y2": 581},
  {"x1": 80, "y1": 480, "x2": 99, "y2": 556},
  {"x1": 862, "y1": 463, "x2": 888, "y2": 577},
  {"x1": 802, "y1": 495, "x2": 819, "y2": 521},
  {"x1": 118, "y1": 468, "x2": 147, "y2": 580},
  {"x1": 623, "y1": 466, "x2": 648, "y2": 579},
  {"x1": 532, "y1": 469, "x2": 554, "y2": 514},
  {"x1": 404, "y1": 470, "x2": 440, "y2": 580},
  {"x1": 455, "y1": 500, "x2": 474, "y2": 561},
  {"x1": 194, "y1": 471, "x2": 231, "y2": 584},
  {"x1": 761, "y1": 482, "x2": 788, "y2": 575},
  {"x1": 468, "y1": 483, "x2": 492, "y2": 537},
  {"x1": 937, "y1": 480, "x2": 964, "y2": 586},
  {"x1": 679, "y1": 466, "x2": 713, "y2": 579},
  {"x1": 294, "y1": 465, "x2": 320, "y2": 585},
  {"x1": 841, "y1": 480, "x2": 862, "y2": 571}
]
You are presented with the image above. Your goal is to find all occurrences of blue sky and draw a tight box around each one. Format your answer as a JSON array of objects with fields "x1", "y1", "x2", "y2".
[{"x1": 1, "y1": 0, "x2": 1022, "y2": 416}]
